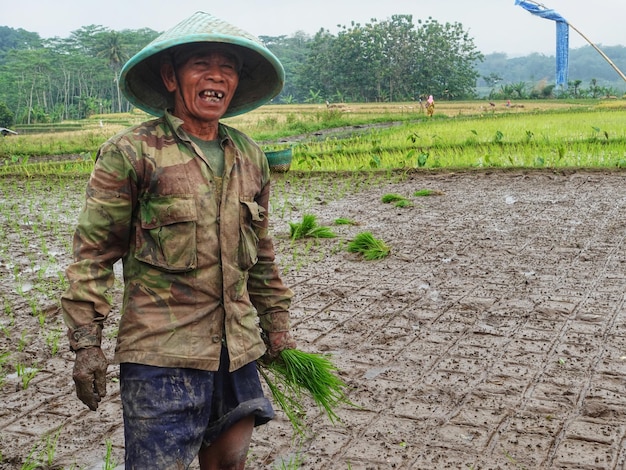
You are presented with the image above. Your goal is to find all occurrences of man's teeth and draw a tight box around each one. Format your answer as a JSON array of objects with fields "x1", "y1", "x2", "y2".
[{"x1": 202, "y1": 90, "x2": 224, "y2": 99}]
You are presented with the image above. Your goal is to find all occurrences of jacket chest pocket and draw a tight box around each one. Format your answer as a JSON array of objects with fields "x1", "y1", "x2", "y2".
[
  {"x1": 135, "y1": 195, "x2": 198, "y2": 272},
  {"x1": 238, "y1": 198, "x2": 265, "y2": 271}
]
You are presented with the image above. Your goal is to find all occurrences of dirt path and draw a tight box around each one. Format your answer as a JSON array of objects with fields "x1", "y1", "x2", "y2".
[{"x1": 2, "y1": 170, "x2": 626, "y2": 469}]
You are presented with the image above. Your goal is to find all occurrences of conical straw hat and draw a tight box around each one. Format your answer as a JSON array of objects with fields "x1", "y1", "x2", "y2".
[{"x1": 120, "y1": 11, "x2": 284, "y2": 118}]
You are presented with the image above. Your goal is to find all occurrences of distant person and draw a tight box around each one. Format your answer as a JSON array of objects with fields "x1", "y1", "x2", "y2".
[
  {"x1": 426, "y1": 95, "x2": 435, "y2": 117},
  {"x1": 61, "y1": 11, "x2": 296, "y2": 469}
]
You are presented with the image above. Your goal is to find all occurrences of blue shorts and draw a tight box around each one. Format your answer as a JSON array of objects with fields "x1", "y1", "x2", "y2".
[{"x1": 119, "y1": 347, "x2": 274, "y2": 469}]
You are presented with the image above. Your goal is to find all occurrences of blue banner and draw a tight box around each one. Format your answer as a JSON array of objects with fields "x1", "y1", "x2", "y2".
[
  {"x1": 515, "y1": 0, "x2": 567, "y2": 23},
  {"x1": 515, "y1": 0, "x2": 569, "y2": 87}
]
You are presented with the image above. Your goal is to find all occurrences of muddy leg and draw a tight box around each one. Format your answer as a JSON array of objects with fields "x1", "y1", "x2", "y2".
[{"x1": 198, "y1": 415, "x2": 255, "y2": 470}]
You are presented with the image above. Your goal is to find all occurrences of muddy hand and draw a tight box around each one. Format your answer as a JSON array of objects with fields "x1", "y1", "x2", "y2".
[
  {"x1": 73, "y1": 347, "x2": 108, "y2": 411},
  {"x1": 265, "y1": 331, "x2": 297, "y2": 361}
]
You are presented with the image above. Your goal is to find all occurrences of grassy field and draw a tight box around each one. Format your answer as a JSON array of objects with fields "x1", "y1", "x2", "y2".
[{"x1": 1, "y1": 99, "x2": 625, "y2": 175}]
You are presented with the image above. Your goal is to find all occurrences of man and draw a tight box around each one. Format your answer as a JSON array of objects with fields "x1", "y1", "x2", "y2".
[{"x1": 61, "y1": 12, "x2": 295, "y2": 469}]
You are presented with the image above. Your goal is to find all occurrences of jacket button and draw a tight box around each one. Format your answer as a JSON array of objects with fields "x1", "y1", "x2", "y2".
[{"x1": 211, "y1": 335, "x2": 221, "y2": 343}]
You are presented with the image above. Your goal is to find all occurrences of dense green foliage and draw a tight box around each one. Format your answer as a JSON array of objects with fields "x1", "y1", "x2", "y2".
[
  {"x1": 0, "y1": 25, "x2": 159, "y2": 124},
  {"x1": 0, "y1": 101, "x2": 13, "y2": 127},
  {"x1": 296, "y1": 15, "x2": 483, "y2": 102}
]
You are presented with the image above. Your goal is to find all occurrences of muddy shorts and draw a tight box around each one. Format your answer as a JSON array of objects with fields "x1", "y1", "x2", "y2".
[{"x1": 119, "y1": 347, "x2": 274, "y2": 469}]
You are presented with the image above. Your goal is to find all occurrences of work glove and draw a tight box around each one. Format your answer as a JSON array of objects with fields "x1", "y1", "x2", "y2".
[
  {"x1": 262, "y1": 330, "x2": 297, "y2": 363},
  {"x1": 73, "y1": 347, "x2": 108, "y2": 411}
]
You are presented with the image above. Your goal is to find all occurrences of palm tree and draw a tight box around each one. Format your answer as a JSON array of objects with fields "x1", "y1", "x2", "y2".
[{"x1": 94, "y1": 31, "x2": 128, "y2": 113}]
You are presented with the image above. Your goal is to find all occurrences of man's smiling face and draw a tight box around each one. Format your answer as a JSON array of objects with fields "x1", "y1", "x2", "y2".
[{"x1": 162, "y1": 48, "x2": 240, "y2": 137}]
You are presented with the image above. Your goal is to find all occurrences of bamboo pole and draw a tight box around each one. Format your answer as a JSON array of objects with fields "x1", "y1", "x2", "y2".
[{"x1": 566, "y1": 22, "x2": 626, "y2": 83}]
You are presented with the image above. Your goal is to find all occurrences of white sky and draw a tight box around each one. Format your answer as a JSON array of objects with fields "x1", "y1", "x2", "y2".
[{"x1": 3, "y1": 0, "x2": 625, "y2": 57}]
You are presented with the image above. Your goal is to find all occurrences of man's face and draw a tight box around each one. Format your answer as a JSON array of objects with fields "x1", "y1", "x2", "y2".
[{"x1": 162, "y1": 49, "x2": 239, "y2": 129}]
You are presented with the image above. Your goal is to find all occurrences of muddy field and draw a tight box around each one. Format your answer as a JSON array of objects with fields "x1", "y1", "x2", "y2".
[{"x1": 2, "y1": 169, "x2": 626, "y2": 469}]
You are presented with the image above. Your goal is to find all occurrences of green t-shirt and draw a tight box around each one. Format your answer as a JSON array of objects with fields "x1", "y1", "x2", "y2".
[{"x1": 189, "y1": 136, "x2": 224, "y2": 177}]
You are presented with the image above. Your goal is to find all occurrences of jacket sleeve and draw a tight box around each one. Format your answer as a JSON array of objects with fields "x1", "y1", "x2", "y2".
[
  {"x1": 61, "y1": 142, "x2": 137, "y2": 348},
  {"x1": 246, "y1": 180, "x2": 293, "y2": 333}
]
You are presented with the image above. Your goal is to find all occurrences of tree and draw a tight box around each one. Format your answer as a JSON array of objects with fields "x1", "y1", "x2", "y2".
[
  {"x1": 0, "y1": 101, "x2": 14, "y2": 127},
  {"x1": 0, "y1": 26, "x2": 42, "y2": 63},
  {"x1": 297, "y1": 15, "x2": 482, "y2": 103},
  {"x1": 262, "y1": 32, "x2": 311, "y2": 103},
  {"x1": 93, "y1": 30, "x2": 129, "y2": 113},
  {"x1": 413, "y1": 17, "x2": 483, "y2": 99}
]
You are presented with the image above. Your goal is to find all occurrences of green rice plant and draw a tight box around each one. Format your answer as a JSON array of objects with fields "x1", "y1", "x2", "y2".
[
  {"x1": 16, "y1": 363, "x2": 39, "y2": 390},
  {"x1": 381, "y1": 193, "x2": 412, "y2": 208},
  {"x1": 18, "y1": 427, "x2": 62, "y2": 470},
  {"x1": 289, "y1": 214, "x2": 336, "y2": 240},
  {"x1": 17, "y1": 331, "x2": 29, "y2": 352},
  {"x1": 274, "y1": 452, "x2": 305, "y2": 469},
  {"x1": 381, "y1": 193, "x2": 406, "y2": 203},
  {"x1": 0, "y1": 351, "x2": 10, "y2": 387},
  {"x1": 42, "y1": 428, "x2": 62, "y2": 467},
  {"x1": 20, "y1": 445, "x2": 40, "y2": 470},
  {"x1": 334, "y1": 217, "x2": 358, "y2": 226},
  {"x1": 413, "y1": 189, "x2": 445, "y2": 197},
  {"x1": 347, "y1": 232, "x2": 391, "y2": 260},
  {"x1": 2, "y1": 296, "x2": 14, "y2": 326},
  {"x1": 394, "y1": 199, "x2": 413, "y2": 208},
  {"x1": 45, "y1": 328, "x2": 62, "y2": 356},
  {"x1": 103, "y1": 438, "x2": 118, "y2": 470},
  {"x1": 0, "y1": 351, "x2": 9, "y2": 368},
  {"x1": 259, "y1": 349, "x2": 353, "y2": 436}
]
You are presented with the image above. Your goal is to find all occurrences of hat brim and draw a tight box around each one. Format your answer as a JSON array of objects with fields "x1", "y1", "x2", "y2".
[{"x1": 120, "y1": 14, "x2": 284, "y2": 118}]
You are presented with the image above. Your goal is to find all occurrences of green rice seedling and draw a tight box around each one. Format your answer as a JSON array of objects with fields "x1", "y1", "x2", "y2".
[
  {"x1": 334, "y1": 217, "x2": 358, "y2": 226},
  {"x1": 103, "y1": 438, "x2": 118, "y2": 470},
  {"x1": 45, "y1": 328, "x2": 62, "y2": 356},
  {"x1": 381, "y1": 193, "x2": 411, "y2": 207},
  {"x1": 394, "y1": 199, "x2": 413, "y2": 208},
  {"x1": 16, "y1": 363, "x2": 39, "y2": 390},
  {"x1": 273, "y1": 451, "x2": 305, "y2": 469},
  {"x1": 43, "y1": 427, "x2": 62, "y2": 467},
  {"x1": 0, "y1": 351, "x2": 9, "y2": 368},
  {"x1": 0, "y1": 351, "x2": 9, "y2": 387},
  {"x1": 413, "y1": 189, "x2": 445, "y2": 197},
  {"x1": 2, "y1": 296, "x2": 14, "y2": 326},
  {"x1": 17, "y1": 331, "x2": 29, "y2": 352},
  {"x1": 381, "y1": 193, "x2": 401, "y2": 202},
  {"x1": 347, "y1": 232, "x2": 391, "y2": 260},
  {"x1": 17, "y1": 427, "x2": 62, "y2": 470},
  {"x1": 258, "y1": 364, "x2": 306, "y2": 435},
  {"x1": 20, "y1": 444, "x2": 40, "y2": 470},
  {"x1": 260, "y1": 349, "x2": 353, "y2": 436},
  {"x1": 289, "y1": 214, "x2": 336, "y2": 240}
]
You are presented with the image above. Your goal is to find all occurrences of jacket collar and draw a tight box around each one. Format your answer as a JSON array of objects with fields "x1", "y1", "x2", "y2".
[{"x1": 164, "y1": 110, "x2": 234, "y2": 149}]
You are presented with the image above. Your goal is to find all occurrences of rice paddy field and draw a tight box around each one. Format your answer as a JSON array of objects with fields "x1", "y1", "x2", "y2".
[{"x1": 1, "y1": 100, "x2": 626, "y2": 469}]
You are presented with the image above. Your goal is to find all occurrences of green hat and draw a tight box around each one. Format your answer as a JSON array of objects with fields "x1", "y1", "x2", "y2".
[{"x1": 120, "y1": 11, "x2": 284, "y2": 118}]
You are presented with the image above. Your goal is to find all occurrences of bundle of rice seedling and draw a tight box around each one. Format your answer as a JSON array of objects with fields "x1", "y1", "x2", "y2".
[
  {"x1": 259, "y1": 349, "x2": 353, "y2": 436},
  {"x1": 413, "y1": 188, "x2": 445, "y2": 197},
  {"x1": 347, "y1": 231, "x2": 391, "y2": 260},
  {"x1": 289, "y1": 213, "x2": 336, "y2": 240}
]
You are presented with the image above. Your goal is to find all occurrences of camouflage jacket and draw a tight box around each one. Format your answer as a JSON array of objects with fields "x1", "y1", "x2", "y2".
[{"x1": 61, "y1": 112, "x2": 293, "y2": 372}]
